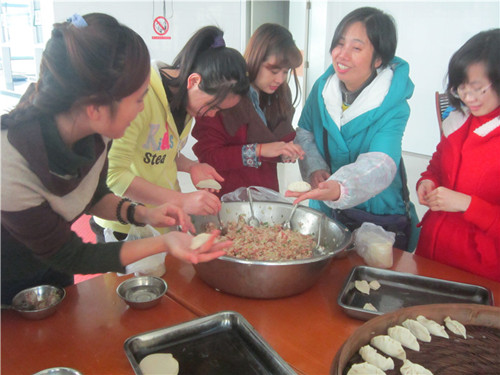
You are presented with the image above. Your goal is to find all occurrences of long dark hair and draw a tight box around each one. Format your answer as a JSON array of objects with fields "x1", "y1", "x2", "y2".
[
  {"x1": 329, "y1": 7, "x2": 397, "y2": 69},
  {"x1": 447, "y1": 28, "x2": 500, "y2": 112},
  {"x1": 244, "y1": 23, "x2": 302, "y2": 131},
  {"x1": 3, "y1": 13, "x2": 150, "y2": 127},
  {"x1": 162, "y1": 26, "x2": 249, "y2": 118}
]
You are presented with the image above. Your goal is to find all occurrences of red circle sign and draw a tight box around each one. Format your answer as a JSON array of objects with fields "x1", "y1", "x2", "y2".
[{"x1": 153, "y1": 16, "x2": 169, "y2": 36}]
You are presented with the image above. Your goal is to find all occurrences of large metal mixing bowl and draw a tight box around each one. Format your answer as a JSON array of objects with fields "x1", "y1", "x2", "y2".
[{"x1": 191, "y1": 201, "x2": 352, "y2": 299}]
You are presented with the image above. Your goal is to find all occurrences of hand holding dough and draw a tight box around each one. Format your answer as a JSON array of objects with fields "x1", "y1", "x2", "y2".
[
  {"x1": 190, "y1": 232, "x2": 213, "y2": 250},
  {"x1": 287, "y1": 181, "x2": 311, "y2": 193}
]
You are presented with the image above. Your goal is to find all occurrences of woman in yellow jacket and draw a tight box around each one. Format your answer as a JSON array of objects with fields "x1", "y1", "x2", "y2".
[{"x1": 93, "y1": 26, "x2": 249, "y2": 240}]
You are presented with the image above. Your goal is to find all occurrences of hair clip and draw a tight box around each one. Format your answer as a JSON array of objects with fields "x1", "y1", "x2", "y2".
[
  {"x1": 67, "y1": 14, "x2": 88, "y2": 28},
  {"x1": 211, "y1": 35, "x2": 226, "y2": 48}
]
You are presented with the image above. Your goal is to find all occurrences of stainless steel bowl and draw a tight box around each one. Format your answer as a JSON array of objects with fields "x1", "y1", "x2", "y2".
[
  {"x1": 191, "y1": 201, "x2": 352, "y2": 299},
  {"x1": 11, "y1": 285, "x2": 66, "y2": 320},
  {"x1": 33, "y1": 367, "x2": 82, "y2": 375},
  {"x1": 116, "y1": 276, "x2": 167, "y2": 309}
]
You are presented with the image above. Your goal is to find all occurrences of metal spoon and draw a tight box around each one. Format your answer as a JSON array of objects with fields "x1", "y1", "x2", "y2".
[
  {"x1": 282, "y1": 203, "x2": 299, "y2": 230},
  {"x1": 217, "y1": 211, "x2": 228, "y2": 235},
  {"x1": 246, "y1": 187, "x2": 260, "y2": 227}
]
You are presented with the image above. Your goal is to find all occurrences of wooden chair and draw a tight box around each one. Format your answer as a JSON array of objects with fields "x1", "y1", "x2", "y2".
[{"x1": 435, "y1": 91, "x2": 450, "y2": 134}]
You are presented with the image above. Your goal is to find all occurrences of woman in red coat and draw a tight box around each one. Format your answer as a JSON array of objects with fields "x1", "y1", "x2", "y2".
[
  {"x1": 416, "y1": 29, "x2": 500, "y2": 281},
  {"x1": 192, "y1": 24, "x2": 305, "y2": 197}
]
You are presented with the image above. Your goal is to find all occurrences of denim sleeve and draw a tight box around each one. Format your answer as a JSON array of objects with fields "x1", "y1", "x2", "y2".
[{"x1": 295, "y1": 128, "x2": 330, "y2": 182}]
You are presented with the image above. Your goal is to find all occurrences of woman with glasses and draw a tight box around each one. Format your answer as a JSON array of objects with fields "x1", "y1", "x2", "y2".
[
  {"x1": 416, "y1": 29, "x2": 500, "y2": 282},
  {"x1": 192, "y1": 23, "x2": 305, "y2": 197}
]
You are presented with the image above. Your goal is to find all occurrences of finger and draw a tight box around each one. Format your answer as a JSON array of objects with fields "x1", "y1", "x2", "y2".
[
  {"x1": 195, "y1": 230, "x2": 220, "y2": 253},
  {"x1": 284, "y1": 190, "x2": 301, "y2": 197},
  {"x1": 192, "y1": 250, "x2": 227, "y2": 264}
]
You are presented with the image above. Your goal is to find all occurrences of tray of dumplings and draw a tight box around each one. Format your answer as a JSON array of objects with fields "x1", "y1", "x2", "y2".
[
  {"x1": 331, "y1": 303, "x2": 500, "y2": 375},
  {"x1": 337, "y1": 266, "x2": 493, "y2": 320},
  {"x1": 124, "y1": 310, "x2": 296, "y2": 375}
]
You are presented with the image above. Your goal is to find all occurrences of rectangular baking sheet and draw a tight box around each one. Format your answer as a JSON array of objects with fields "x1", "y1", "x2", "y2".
[
  {"x1": 124, "y1": 310, "x2": 296, "y2": 375},
  {"x1": 337, "y1": 266, "x2": 494, "y2": 321}
]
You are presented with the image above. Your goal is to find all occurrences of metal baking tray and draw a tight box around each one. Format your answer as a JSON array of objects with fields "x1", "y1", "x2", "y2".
[
  {"x1": 124, "y1": 310, "x2": 296, "y2": 375},
  {"x1": 337, "y1": 266, "x2": 494, "y2": 320}
]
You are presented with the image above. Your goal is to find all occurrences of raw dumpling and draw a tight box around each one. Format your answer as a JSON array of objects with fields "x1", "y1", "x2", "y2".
[
  {"x1": 196, "y1": 179, "x2": 222, "y2": 190},
  {"x1": 388, "y1": 325, "x2": 420, "y2": 351},
  {"x1": 444, "y1": 316, "x2": 467, "y2": 339},
  {"x1": 287, "y1": 181, "x2": 311, "y2": 193},
  {"x1": 400, "y1": 359, "x2": 433, "y2": 375},
  {"x1": 363, "y1": 303, "x2": 378, "y2": 312},
  {"x1": 190, "y1": 233, "x2": 212, "y2": 250},
  {"x1": 369, "y1": 280, "x2": 381, "y2": 290},
  {"x1": 139, "y1": 353, "x2": 179, "y2": 375},
  {"x1": 355, "y1": 280, "x2": 370, "y2": 295},
  {"x1": 359, "y1": 345, "x2": 394, "y2": 371},
  {"x1": 416, "y1": 315, "x2": 449, "y2": 339},
  {"x1": 347, "y1": 362, "x2": 386, "y2": 375},
  {"x1": 402, "y1": 319, "x2": 431, "y2": 342},
  {"x1": 370, "y1": 335, "x2": 406, "y2": 360}
]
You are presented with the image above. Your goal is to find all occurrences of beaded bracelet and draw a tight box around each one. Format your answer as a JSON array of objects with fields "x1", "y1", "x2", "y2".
[
  {"x1": 127, "y1": 202, "x2": 146, "y2": 227},
  {"x1": 116, "y1": 197, "x2": 131, "y2": 225}
]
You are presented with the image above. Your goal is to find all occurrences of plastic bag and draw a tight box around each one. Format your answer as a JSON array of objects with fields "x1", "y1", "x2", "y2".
[
  {"x1": 104, "y1": 225, "x2": 166, "y2": 277},
  {"x1": 221, "y1": 186, "x2": 289, "y2": 203},
  {"x1": 353, "y1": 222, "x2": 395, "y2": 268}
]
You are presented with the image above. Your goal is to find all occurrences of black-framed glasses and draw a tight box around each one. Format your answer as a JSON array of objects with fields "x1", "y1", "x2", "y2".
[{"x1": 450, "y1": 83, "x2": 492, "y2": 100}]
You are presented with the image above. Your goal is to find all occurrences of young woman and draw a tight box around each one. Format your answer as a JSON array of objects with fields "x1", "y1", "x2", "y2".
[
  {"x1": 285, "y1": 7, "x2": 418, "y2": 251},
  {"x1": 1, "y1": 14, "x2": 229, "y2": 304},
  {"x1": 92, "y1": 26, "x2": 249, "y2": 240},
  {"x1": 191, "y1": 23, "x2": 305, "y2": 197},
  {"x1": 416, "y1": 29, "x2": 500, "y2": 281}
]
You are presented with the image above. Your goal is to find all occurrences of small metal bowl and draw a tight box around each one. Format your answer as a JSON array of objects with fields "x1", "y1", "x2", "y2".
[
  {"x1": 33, "y1": 367, "x2": 82, "y2": 375},
  {"x1": 11, "y1": 285, "x2": 66, "y2": 320},
  {"x1": 116, "y1": 276, "x2": 167, "y2": 309}
]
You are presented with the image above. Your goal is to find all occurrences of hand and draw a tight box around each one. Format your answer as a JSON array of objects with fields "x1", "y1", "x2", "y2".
[
  {"x1": 309, "y1": 170, "x2": 330, "y2": 189},
  {"x1": 180, "y1": 190, "x2": 221, "y2": 216},
  {"x1": 260, "y1": 141, "x2": 305, "y2": 162},
  {"x1": 141, "y1": 203, "x2": 195, "y2": 233},
  {"x1": 416, "y1": 179, "x2": 436, "y2": 206},
  {"x1": 425, "y1": 186, "x2": 472, "y2": 212},
  {"x1": 162, "y1": 230, "x2": 232, "y2": 264},
  {"x1": 285, "y1": 180, "x2": 341, "y2": 205},
  {"x1": 190, "y1": 162, "x2": 224, "y2": 193}
]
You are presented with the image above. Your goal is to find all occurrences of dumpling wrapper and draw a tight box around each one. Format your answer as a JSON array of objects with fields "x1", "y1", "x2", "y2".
[
  {"x1": 400, "y1": 359, "x2": 433, "y2": 375},
  {"x1": 139, "y1": 353, "x2": 179, "y2": 375},
  {"x1": 444, "y1": 316, "x2": 467, "y2": 339},
  {"x1": 369, "y1": 280, "x2": 381, "y2": 290},
  {"x1": 363, "y1": 303, "x2": 378, "y2": 312},
  {"x1": 196, "y1": 179, "x2": 222, "y2": 190},
  {"x1": 370, "y1": 335, "x2": 406, "y2": 360},
  {"x1": 287, "y1": 181, "x2": 311, "y2": 193},
  {"x1": 355, "y1": 280, "x2": 370, "y2": 295},
  {"x1": 347, "y1": 362, "x2": 386, "y2": 375},
  {"x1": 402, "y1": 319, "x2": 431, "y2": 342},
  {"x1": 359, "y1": 345, "x2": 394, "y2": 371},
  {"x1": 416, "y1": 315, "x2": 449, "y2": 339},
  {"x1": 388, "y1": 325, "x2": 420, "y2": 351},
  {"x1": 190, "y1": 233, "x2": 213, "y2": 250}
]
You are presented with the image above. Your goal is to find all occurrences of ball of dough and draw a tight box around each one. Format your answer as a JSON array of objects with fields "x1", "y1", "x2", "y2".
[{"x1": 139, "y1": 353, "x2": 179, "y2": 375}]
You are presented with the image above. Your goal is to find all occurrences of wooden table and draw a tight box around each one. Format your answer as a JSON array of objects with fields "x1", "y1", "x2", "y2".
[
  {"x1": 163, "y1": 250, "x2": 500, "y2": 375},
  {"x1": 1, "y1": 273, "x2": 197, "y2": 375},
  {"x1": 2, "y1": 250, "x2": 499, "y2": 375}
]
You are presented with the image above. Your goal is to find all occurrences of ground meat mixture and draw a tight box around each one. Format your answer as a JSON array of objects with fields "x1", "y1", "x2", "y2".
[{"x1": 210, "y1": 216, "x2": 316, "y2": 261}]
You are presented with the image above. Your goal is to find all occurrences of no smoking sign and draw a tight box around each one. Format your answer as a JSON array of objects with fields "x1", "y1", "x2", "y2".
[{"x1": 152, "y1": 16, "x2": 171, "y2": 40}]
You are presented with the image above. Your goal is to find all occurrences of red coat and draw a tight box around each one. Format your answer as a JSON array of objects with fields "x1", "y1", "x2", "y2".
[
  {"x1": 416, "y1": 106, "x2": 500, "y2": 281},
  {"x1": 192, "y1": 95, "x2": 295, "y2": 197}
]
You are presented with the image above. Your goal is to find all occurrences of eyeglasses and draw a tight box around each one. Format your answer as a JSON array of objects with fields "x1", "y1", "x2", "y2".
[{"x1": 450, "y1": 83, "x2": 492, "y2": 100}]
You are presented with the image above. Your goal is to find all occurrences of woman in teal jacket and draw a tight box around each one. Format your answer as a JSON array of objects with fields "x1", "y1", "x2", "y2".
[{"x1": 287, "y1": 7, "x2": 418, "y2": 250}]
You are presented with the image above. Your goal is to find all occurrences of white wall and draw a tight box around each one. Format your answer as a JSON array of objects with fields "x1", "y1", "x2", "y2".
[
  {"x1": 52, "y1": 0, "x2": 247, "y2": 63},
  {"x1": 300, "y1": 0, "x2": 500, "y2": 156}
]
